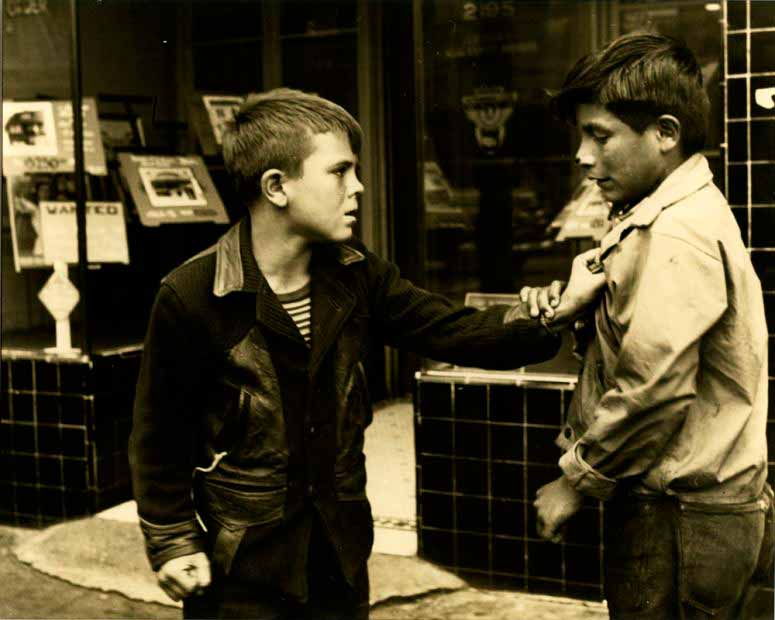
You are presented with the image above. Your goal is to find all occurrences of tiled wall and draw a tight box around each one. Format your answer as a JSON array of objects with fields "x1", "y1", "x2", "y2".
[
  {"x1": 414, "y1": 378, "x2": 605, "y2": 600},
  {"x1": 0, "y1": 352, "x2": 141, "y2": 527}
]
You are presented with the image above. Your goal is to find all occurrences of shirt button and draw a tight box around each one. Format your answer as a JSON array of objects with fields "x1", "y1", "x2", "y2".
[{"x1": 563, "y1": 427, "x2": 572, "y2": 439}]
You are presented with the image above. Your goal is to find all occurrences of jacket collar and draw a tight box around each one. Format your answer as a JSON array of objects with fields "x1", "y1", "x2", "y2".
[
  {"x1": 212, "y1": 217, "x2": 366, "y2": 298},
  {"x1": 599, "y1": 154, "x2": 713, "y2": 257}
]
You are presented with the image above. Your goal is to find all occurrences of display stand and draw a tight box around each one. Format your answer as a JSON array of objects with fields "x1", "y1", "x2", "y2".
[{"x1": 37, "y1": 261, "x2": 81, "y2": 356}]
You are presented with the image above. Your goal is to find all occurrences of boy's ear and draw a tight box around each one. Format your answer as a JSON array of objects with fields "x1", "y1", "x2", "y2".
[
  {"x1": 261, "y1": 169, "x2": 288, "y2": 207},
  {"x1": 655, "y1": 114, "x2": 681, "y2": 154}
]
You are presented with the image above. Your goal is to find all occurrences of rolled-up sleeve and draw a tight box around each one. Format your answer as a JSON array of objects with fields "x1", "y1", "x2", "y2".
[{"x1": 560, "y1": 233, "x2": 727, "y2": 499}]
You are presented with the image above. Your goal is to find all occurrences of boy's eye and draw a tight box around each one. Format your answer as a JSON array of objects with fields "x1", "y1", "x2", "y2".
[
  {"x1": 593, "y1": 134, "x2": 609, "y2": 144},
  {"x1": 332, "y1": 168, "x2": 346, "y2": 177}
]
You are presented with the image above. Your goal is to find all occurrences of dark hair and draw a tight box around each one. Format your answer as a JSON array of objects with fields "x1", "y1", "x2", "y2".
[
  {"x1": 552, "y1": 33, "x2": 709, "y2": 155},
  {"x1": 222, "y1": 88, "x2": 363, "y2": 208}
]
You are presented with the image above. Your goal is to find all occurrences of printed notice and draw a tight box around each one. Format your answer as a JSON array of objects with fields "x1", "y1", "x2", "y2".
[{"x1": 39, "y1": 201, "x2": 130, "y2": 264}]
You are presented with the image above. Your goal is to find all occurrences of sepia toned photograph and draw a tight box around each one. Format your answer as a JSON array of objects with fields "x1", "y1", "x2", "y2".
[{"x1": 138, "y1": 166, "x2": 207, "y2": 208}]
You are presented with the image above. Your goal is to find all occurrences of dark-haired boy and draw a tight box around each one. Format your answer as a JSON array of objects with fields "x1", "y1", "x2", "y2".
[
  {"x1": 533, "y1": 34, "x2": 771, "y2": 619},
  {"x1": 129, "y1": 88, "x2": 605, "y2": 619}
]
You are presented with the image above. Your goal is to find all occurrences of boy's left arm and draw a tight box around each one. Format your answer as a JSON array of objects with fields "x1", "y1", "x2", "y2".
[{"x1": 536, "y1": 234, "x2": 728, "y2": 538}]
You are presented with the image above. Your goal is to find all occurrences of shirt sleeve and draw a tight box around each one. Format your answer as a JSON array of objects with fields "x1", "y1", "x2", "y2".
[
  {"x1": 129, "y1": 283, "x2": 209, "y2": 568},
  {"x1": 366, "y1": 250, "x2": 561, "y2": 370},
  {"x1": 560, "y1": 232, "x2": 728, "y2": 499}
]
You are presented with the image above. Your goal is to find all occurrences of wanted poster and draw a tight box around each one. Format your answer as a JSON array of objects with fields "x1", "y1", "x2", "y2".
[
  {"x1": 39, "y1": 201, "x2": 130, "y2": 265},
  {"x1": 5, "y1": 173, "x2": 77, "y2": 271},
  {"x1": 118, "y1": 153, "x2": 229, "y2": 226}
]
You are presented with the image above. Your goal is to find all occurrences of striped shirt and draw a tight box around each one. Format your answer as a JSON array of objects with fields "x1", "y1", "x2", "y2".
[{"x1": 277, "y1": 283, "x2": 312, "y2": 346}]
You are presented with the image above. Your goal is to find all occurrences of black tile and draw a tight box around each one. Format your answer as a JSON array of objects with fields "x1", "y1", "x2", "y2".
[
  {"x1": 457, "y1": 569, "x2": 491, "y2": 588},
  {"x1": 60, "y1": 362, "x2": 89, "y2": 394},
  {"x1": 14, "y1": 455, "x2": 38, "y2": 484},
  {"x1": 62, "y1": 428, "x2": 86, "y2": 458},
  {"x1": 0, "y1": 423, "x2": 10, "y2": 456},
  {"x1": 455, "y1": 421, "x2": 487, "y2": 458},
  {"x1": 419, "y1": 382, "x2": 451, "y2": 418},
  {"x1": 751, "y1": 166, "x2": 775, "y2": 206},
  {"x1": 729, "y1": 32, "x2": 748, "y2": 75},
  {"x1": 727, "y1": 120, "x2": 748, "y2": 163},
  {"x1": 751, "y1": 2, "x2": 775, "y2": 29},
  {"x1": 420, "y1": 528, "x2": 455, "y2": 566},
  {"x1": 38, "y1": 464, "x2": 63, "y2": 500},
  {"x1": 752, "y1": 76, "x2": 775, "y2": 118},
  {"x1": 565, "y1": 545, "x2": 601, "y2": 585},
  {"x1": 493, "y1": 536, "x2": 525, "y2": 574},
  {"x1": 491, "y1": 573, "x2": 526, "y2": 590},
  {"x1": 454, "y1": 384, "x2": 487, "y2": 420},
  {"x1": 11, "y1": 393, "x2": 33, "y2": 422},
  {"x1": 525, "y1": 388, "x2": 562, "y2": 425},
  {"x1": 490, "y1": 423, "x2": 524, "y2": 462},
  {"x1": 0, "y1": 391, "x2": 10, "y2": 422},
  {"x1": 525, "y1": 464, "x2": 562, "y2": 498},
  {"x1": 63, "y1": 490, "x2": 91, "y2": 517},
  {"x1": 752, "y1": 251, "x2": 775, "y2": 291},
  {"x1": 0, "y1": 358, "x2": 7, "y2": 392},
  {"x1": 527, "y1": 576, "x2": 564, "y2": 595},
  {"x1": 60, "y1": 396, "x2": 88, "y2": 426},
  {"x1": 421, "y1": 492, "x2": 454, "y2": 529},
  {"x1": 456, "y1": 496, "x2": 489, "y2": 532},
  {"x1": 492, "y1": 499, "x2": 525, "y2": 537},
  {"x1": 526, "y1": 426, "x2": 562, "y2": 465},
  {"x1": 751, "y1": 207, "x2": 775, "y2": 248},
  {"x1": 63, "y1": 458, "x2": 89, "y2": 490},
  {"x1": 768, "y1": 422, "x2": 775, "y2": 462},
  {"x1": 417, "y1": 419, "x2": 453, "y2": 455},
  {"x1": 12, "y1": 424, "x2": 35, "y2": 453},
  {"x1": 456, "y1": 532, "x2": 489, "y2": 570},
  {"x1": 731, "y1": 207, "x2": 750, "y2": 245},
  {"x1": 37, "y1": 425, "x2": 62, "y2": 455},
  {"x1": 38, "y1": 488, "x2": 64, "y2": 519},
  {"x1": 35, "y1": 362, "x2": 58, "y2": 393},
  {"x1": 455, "y1": 458, "x2": 488, "y2": 495},
  {"x1": 492, "y1": 462, "x2": 524, "y2": 500},
  {"x1": 9, "y1": 359, "x2": 33, "y2": 391},
  {"x1": 527, "y1": 541, "x2": 562, "y2": 579},
  {"x1": 766, "y1": 295, "x2": 775, "y2": 334},
  {"x1": 566, "y1": 582, "x2": 605, "y2": 601},
  {"x1": 14, "y1": 484, "x2": 40, "y2": 515},
  {"x1": 752, "y1": 121, "x2": 775, "y2": 162},
  {"x1": 420, "y1": 455, "x2": 453, "y2": 493},
  {"x1": 728, "y1": 164, "x2": 749, "y2": 206},
  {"x1": 726, "y1": 0, "x2": 747, "y2": 30},
  {"x1": 36, "y1": 394, "x2": 62, "y2": 425},
  {"x1": 728, "y1": 78, "x2": 748, "y2": 120},
  {"x1": 0, "y1": 483, "x2": 15, "y2": 513},
  {"x1": 490, "y1": 385, "x2": 523, "y2": 422}
]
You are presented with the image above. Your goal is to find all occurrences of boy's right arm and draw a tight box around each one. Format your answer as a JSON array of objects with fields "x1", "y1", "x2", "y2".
[{"x1": 129, "y1": 284, "x2": 210, "y2": 590}]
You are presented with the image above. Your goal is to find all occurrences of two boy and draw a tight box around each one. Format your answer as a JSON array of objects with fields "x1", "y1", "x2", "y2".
[{"x1": 129, "y1": 88, "x2": 604, "y2": 619}]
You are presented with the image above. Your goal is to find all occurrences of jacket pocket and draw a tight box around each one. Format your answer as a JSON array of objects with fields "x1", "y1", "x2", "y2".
[{"x1": 678, "y1": 495, "x2": 766, "y2": 616}]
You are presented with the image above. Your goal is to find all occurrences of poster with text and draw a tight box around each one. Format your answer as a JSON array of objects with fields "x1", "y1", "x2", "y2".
[
  {"x1": 118, "y1": 153, "x2": 229, "y2": 226},
  {"x1": 2, "y1": 98, "x2": 107, "y2": 176},
  {"x1": 202, "y1": 95, "x2": 244, "y2": 145},
  {"x1": 39, "y1": 201, "x2": 129, "y2": 265},
  {"x1": 5, "y1": 173, "x2": 78, "y2": 271}
]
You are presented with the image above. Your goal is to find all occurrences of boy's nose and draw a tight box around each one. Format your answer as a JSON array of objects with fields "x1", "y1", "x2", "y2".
[
  {"x1": 349, "y1": 175, "x2": 364, "y2": 197},
  {"x1": 575, "y1": 143, "x2": 595, "y2": 169}
]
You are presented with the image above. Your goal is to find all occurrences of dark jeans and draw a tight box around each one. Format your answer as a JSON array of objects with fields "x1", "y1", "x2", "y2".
[
  {"x1": 183, "y1": 518, "x2": 369, "y2": 620},
  {"x1": 604, "y1": 487, "x2": 772, "y2": 620}
]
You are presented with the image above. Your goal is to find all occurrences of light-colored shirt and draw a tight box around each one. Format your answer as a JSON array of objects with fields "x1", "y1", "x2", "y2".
[
  {"x1": 558, "y1": 154, "x2": 768, "y2": 504},
  {"x1": 278, "y1": 283, "x2": 311, "y2": 346}
]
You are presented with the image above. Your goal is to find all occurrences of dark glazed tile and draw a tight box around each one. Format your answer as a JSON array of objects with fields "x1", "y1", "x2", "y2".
[
  {"x1": 493, "y1": 536, "x2": 525, "y2": 574},
  {"x1": 751, "y1": 166, "x2": 775, "y2": 205},
  {"x1": 752, "y1": 31, "x2": 775, "y2": 76},
  {"x1": 731, "y1": 207, "x2": 749, "y2": 245},
  {"x1": 489, "y1": 384, "x2": 523, "y2": 422},
  {"x1": 421, "y1": 491, "x2": 454, "y2": 529},
  {"x1": 729, "y1": 33, "x2": 748, "y2": 75},
  {"x1": 728, "y1": 78, "x2": 748, "y2": 120},
  {"x1": 492, "y1": 462, "x2": 524, "y2": 500},
  {"x1": 527, "y1": 540, "x2": 562, "y2": 579},
  {"x1": 418, "y1": 382, "x2": 451, "y2": 419},
  {"x1": 419, "y1": 454, "x2": 453, "y2": 493},
  {"x1": 565, "y1": 545, "x2": 602, "y2": 585},
  {"x1": 490, "y1": 423, "x2": 524, "y2": 462},
  {"x1": 454, "y1": 384, "x2": 487, "y2": 420},
  {"x1": 752, "y1": 77, "x2": 775, "y2": 118},
  {"x1": 456, "y1": 532, "x2": 490, "y2": 570},
  {"x1": 751, "y1": 121, "x2": 775, "y2": 161},
  {"x1": 492, "y1": 499, "x2": 524, "y2": 537},
  {"x1": 525, "y1": 388, "x2": 562, "y2": 425},
  {"x1": 455, "y1": 421, "x2": 487, "y2": 458},
  {"x1": 417, "y1": 419, "x2": 453, "y2": 455},
  {"x1": 455, "y1": 458, "x2": 488, "y2": 495},
  {"x1": 727, "y1": 164, "x2": 749, "y2": 206},
  {"x1": 420, "y1": 528, "x2": 455, "y2": 566},
  {"x1": 526, "y1": 426, "x2": 562, "y2": 465},
  {"x1": 726, "y1": 0, "x2": 746, "y2": 30},
  {"x1": 456, "y1": 496, "x2": 489, "y2": 532},
  {"x1": 727, "y1": 121, "x2": 748, "y2": 163},
  {"x1": 752, "y1": 251, "x2": 775, "y2": 291}
]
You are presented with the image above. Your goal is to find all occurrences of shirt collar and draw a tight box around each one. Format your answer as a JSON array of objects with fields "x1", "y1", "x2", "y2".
[
  {"x1": 212, "y1": 217, "x2": 366, "y2": 297},
  {"x1": 599, "y1": 154, "x2": 714, "y2": 257}
]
